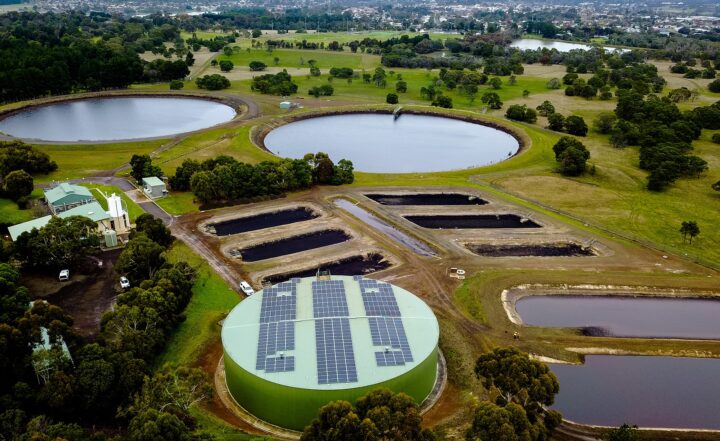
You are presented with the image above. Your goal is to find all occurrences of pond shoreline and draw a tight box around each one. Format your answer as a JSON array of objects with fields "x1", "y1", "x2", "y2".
[{"x1": 251, "y1": 106, "x2": 529, "y2": 171}]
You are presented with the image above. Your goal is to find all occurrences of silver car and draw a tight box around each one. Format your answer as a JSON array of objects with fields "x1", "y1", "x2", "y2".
[{"x1": 239, "y1": 280, "x2": 255, "y2": 296}]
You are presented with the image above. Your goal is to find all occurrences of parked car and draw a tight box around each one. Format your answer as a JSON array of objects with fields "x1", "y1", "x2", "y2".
[
  {"x1": 119, "y1": 276, "x2": 130, "y2": 289},
  {"x1": 58, "y1": 269, "x2": 69, "y2": 281},
  {"x1": 239, "y1": 280, "x2": 255, "y2": 296}
]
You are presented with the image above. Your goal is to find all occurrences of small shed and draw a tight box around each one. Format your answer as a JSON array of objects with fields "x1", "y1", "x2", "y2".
[
  {"x1": 280, "y1": 101, "x2": 292, "y2": 109},
  {"x1": 142, "y1": 177, "x2": 167, "y2": 199}
]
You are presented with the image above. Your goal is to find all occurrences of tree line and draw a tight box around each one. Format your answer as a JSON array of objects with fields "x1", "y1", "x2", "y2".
[
  {"x1": 168, "y1": 153, "x2": 354, "y2": 205},
  {"x1": 0, "y1": 141, "x2": 57, "y2": 207}
]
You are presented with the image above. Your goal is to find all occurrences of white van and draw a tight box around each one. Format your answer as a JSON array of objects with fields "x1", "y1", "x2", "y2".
[{"x1": 58, "y1": 269, "x2": 70, "y2": 281}]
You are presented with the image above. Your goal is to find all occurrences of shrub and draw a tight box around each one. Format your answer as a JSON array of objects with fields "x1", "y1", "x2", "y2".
[
  {"x1": 553, "y1": 136, "x2": 590, "y2": 176},
  {"x1": 251, "y1": 71, "x2": 298, "y2": 95},
  {"x1": 505, "y1": 105, "x2": 537, "y2": 123},
  {"x1": 565, "y1": 115, "x2": 588, "y2": 136},
  {"x1": 219, "y1": 60, "x2": 234, "y2": 72},
  {"x1": 395, "y1": 80, "x2": 407, "y2": 93},
  {"x1": 431, "y1": 94, "x2": 453, "y2": 108},
  {"x1": 386, "y1": 93, "x2": 399, "y2": 104},
  {"x1": 309, "y1": 84, "x2": 334, "y2": 97},
  {"x1": 195, "y1": 74, "x2": 230, "y2": 90},
  {"x1": 249, "y1": 60, "x2": 267, "y2": 71},
  {"x1": 169, "y1": 80, "x2": 184, "y2": 90},
  {"x1": 546, "y1": 78, "x2": 561, "y2": 89},
  {"x1": 547, "y1": 113, "x2": 565, "y2": 132},
  {"x1": 712, "y1": 133, "x2": 720, "y2": 144},
  {"x1": 709, "y1": 79, "x2": 720, "y2": 93}
]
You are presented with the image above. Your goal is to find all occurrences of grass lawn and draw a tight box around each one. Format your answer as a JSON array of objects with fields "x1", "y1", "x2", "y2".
[
  {"x1": 156, "y1": 191, "x2": 200, "y2": 215},
  {"x1": 0, "y1": 188, "x2": 43, "y2": 226},
  {"x1": 159, "y1": 242, "x2": 241, "y2": 367},
  {"x1": 80, "y1": 184, "x2": 145, "y2": 222},
  {"x1": 219, "y1": 47, "x2": 379, "y2": 70},
  {"x1": 33, "y1": 139, "x2": 167, "y2": 183}
]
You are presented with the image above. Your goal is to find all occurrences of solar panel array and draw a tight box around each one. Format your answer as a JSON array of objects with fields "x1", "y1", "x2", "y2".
[
  {"x1": 256, "y1": 281, "x2": 297, "y2": 373},
  {"x1": 312, "y1": 280, "x2": 358, "y2": 384},
  {"x1": 359, "y1": 279, "x2": 413, "y2": 367}
]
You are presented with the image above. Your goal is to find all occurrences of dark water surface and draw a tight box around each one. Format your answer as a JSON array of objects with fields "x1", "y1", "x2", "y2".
[
  {"x1": 239, "y1": 230, "x2": 350, "y2": 262},
  {"x1": 264, "y1": 113, "x2": 520, "y2": 173},
  {"x1": 516, "y1": 295, "x2": 720, "y2": 339},
  {"x1": 550, "y1": 355, "x2": 720, "y2": 429},
  {"x1": 366, "y1": 193, "x2": 488, "y2": 206},
  {"x1": 0, "y1": 97, "x2": 235, "y2": 141},
  {"x1": 264, "y1": 253, "x2": 390, "y2": 284},
  {"x1": 405, "y1": 214, "x2": 541, "y2": 229},
  {"x1": 212, "y1": 208, "x2": 317, "y2": 236}
]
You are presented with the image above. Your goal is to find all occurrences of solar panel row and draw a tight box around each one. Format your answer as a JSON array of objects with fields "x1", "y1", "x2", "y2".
[
  {"x1": 359, "y1": 279, "x2": 414, "y2": 366},
  {"x1": 256, "y1": 281, "x2": 297, "y2": 373},
  {"x1": 312, "y1": 280, "x2": 359, "y2": 384}
]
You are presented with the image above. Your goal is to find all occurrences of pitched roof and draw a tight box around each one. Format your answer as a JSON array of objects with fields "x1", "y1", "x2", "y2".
[
  {"x1": 44, "y1": 183, "x2": 93, "y2": 205},
  {"x1": 7, "y1": 215, "x2": 53, "y2": 241},
  {"x1": 58, "y1": 201, "x2": 110, "y2": 222}
]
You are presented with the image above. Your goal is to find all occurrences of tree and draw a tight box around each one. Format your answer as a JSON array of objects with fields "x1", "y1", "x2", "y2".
[
  {"x1": 565, "y1": 115, "x2": 588, "y2": 136},
  {"x1": 547, "y1": 113, "x2": 565, "y2": 132},
  {"x1": 395, "y1": 80, "x2": 407, "y2": 93},
  {"x1": 372, "y1": 67, "x2": 387, "y2": 87},
  {"x1": 603, "y1": 424, "x2": 640, "y2": 441},
  {"x1": 169, "y1": 159, "x2": 201, "y2": 191},
  {"x1": 668, "y1": 88, "x2": 692, "y2": 103},
  {"x1": 593, "y1": 113, "x2": 616, "y2": 134},
  {"x1": 559, "y1": 145, "x2": 590, "y2": 176},
  {"x1": 195, "y1": 74, "x2": 231, "y2": 90},
  {"x1": 3, "y1": 170, "x2": 33, "y2": 202},
  {"x1": 713, "y1": 180, "x2": 720, "y2": 192},
  {"x1": 219, "y1": 60, "x2": 234, "y2": 72},
  {"x1": 480, "y1": 92, "x2": 503, "y2": 110},
  {"x1": 505, "y1": 105, "x2": 536, "y2": 123},
  {"x1": 386, "y1": 93, "x2": 399, "y2": 104},
  {"x1": 466, "y1": 401, "x2": 521, "y2": 441},
  {"x1": 185, "y1": 52, "x2": 194, "y2": 67},
  {"x1": 309, "y1": 85, "x2": 334, "y2": 98},
  {"x1": 432, "y1": 95, "x2": 453, "y2": 108},
  {"x1": 481, "y1": 92, "x2": 502, "y2": 110},
  {"x1": 115, "y1": 233, "x2": 167, "y2": 282},
  {"x1": 708, "y1": 79, "x2": 720, "y2": 93},
  {"x1": 127, "y1": 409, "x2": 193, "y2": 441},
  {"x1": 535, "y1": 101, "x2": 555, "y2": 117},
  {"x1": 169, "y1": 80, "x2": 184, "y2": 90},
  {"x1": 249, "y1": 60, "x2": 266, "y2": 71},
  {"x1": 0, "y1": 141, "x2": 57, "y2": 177},
  {"x1": 126, "y1": 365, "x2": 212, "y2": 417},
  {"x1": 680, "y1": 221, "x2": 700, "y2": 244},
  {"x1": 130, "y1": 155, "x2": 163, "y2": 183},
  {"x1": 251, "y1": 71, "x2": 298, "y2": 95},
  {"x1": 251, "y1": 29, "x2": 262, "y2": 38},
  {"x1": 131, "y1": 214, "x2": 174, "y2": 248},
  {"x1": 14, "y1": 216, "x2": 101, "y2": 269},
  {"x1": 546, "y1": 78, "x2": 561, "y2": 89},
  {"x1": 301, "y1": 389, "x2": 435, "y2": 441},
  {"x1": 489, "y1": 77, "x2": 503, "y2": 89},
  {"x1": 712, "y1": 134, "x2": 720, "y2": 144},
  {"x1": 475, "y1": 347, "x2": 559, "y2": 411}
]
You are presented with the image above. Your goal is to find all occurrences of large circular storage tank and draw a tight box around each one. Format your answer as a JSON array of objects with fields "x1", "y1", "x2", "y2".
[{"x1": 221, "y1": 275, "x2": 440, "y2": 431}]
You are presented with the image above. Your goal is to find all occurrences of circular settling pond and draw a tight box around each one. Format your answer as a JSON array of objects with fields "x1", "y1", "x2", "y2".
[
  {"x1": 264, "y1": 113, "x2": 520, "y2": 173},
  {"x1": 0, "y1": 97, "x2": 236, "y2": 142}
]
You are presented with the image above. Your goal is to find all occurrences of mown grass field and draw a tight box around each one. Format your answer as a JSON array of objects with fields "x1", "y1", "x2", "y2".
[
  {"x1": 219, "y1": 47, "x2": 379, "y2": 70},
  {"x1": 0, "y1": 188, "x2": 43, "y2": 226},
  {"x1": 32, "y1": 139, "x2": 166, "y2": 183}
]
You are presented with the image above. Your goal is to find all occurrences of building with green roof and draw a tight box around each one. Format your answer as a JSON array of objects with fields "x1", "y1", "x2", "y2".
[
  {"x1": 8, "y1": 215, "x2": 53, "y2": 241},
  {"x1": 58, "y1": 201, "x2": 110, "y2": 223},
  {"x1": 44, "y1": 183, "x2": 94, "y2": 214},
  {"x1": 221, "y1": 275, "x2": 439, "y2": 431}
]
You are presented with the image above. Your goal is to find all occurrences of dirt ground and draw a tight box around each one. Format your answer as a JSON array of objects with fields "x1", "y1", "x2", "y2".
[{"x1": 24, "y1": 248, "x2": 123, "y2": 340}]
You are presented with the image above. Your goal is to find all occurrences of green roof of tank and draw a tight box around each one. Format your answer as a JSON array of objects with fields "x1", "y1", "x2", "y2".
[{"x1": 221, "y1": 275, "x2": 439, "y2": 391}]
